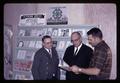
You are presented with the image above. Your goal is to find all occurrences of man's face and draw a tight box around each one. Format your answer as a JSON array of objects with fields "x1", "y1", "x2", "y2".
[
  {"x1": 43, "y1": 38, "x2": 53, "y2": 49},
  {"x1": 71, "y1": 33, "x2": 81, "y2": 47},
  {"x1": 88, "y1": 35, "x2": 97, "y2": 47}
]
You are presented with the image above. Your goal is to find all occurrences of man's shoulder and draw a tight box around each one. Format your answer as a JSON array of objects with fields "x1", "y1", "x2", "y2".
[
  {"x1": 96, "y1": 41, "x2": 110, "y2": 52},
  {"x1": 35, "y1": 48, "x2": 45, "y2": 56},
  {"x1": 82, "y1": 44, "x2": 93, "y2": 51},
  {"x1": 67, "y1": 45, "x2": 74, "y2": 49},
  {"x1": 36, "y1": 47, "x2": 44, "y2": 52}
]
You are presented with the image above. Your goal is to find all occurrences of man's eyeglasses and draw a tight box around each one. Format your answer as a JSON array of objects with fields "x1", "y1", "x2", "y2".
[
  {"x1": 44, "y1": 41, "x2": 53, "y2": 44},
  {"x1": 71, "y1": 38, "x2": 80, "y2": 43}
]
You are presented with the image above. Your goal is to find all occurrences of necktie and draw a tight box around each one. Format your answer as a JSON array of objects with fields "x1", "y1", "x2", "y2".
[
  {"x1": 74, "y1": 48, "x2": 78, "y2": 56},
  {"x1": 49, "y1": 49, "x2": 52, "y2": 57}
]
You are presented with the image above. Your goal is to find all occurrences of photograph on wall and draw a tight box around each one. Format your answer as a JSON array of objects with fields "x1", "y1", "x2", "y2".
[
  {"x1": 17, "y1": 41, "x2": 24, "y2": 47},
  {"x1": 47, "y1": 6, "x2": 68, "y2": 25},
  {"x1": 52, "y1": 28, "x2": 58, "y2": 37},
  {"x1": 58, "y1": 28, "x2": 71, "y2": 37},
  {"x1": 17, "y1": 50, "x2": 26, "y2": 60}
]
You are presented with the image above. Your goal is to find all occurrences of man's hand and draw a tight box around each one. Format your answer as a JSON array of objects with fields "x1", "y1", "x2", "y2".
[{"x1": 70, "y1": 65, "x2": 80, "y2": 74}]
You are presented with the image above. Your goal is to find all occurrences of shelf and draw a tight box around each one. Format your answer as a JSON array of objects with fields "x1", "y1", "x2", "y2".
[
  {"x1": 13, "y1": 69, "x2": 32, "y2": 74},
  {"x1": 13, "y1": 25, "x2": 96, "y2": 80},
  {"x1": 18, "y1": 25, "x2": 98, "y2": 29},
  {"x1": 16, "y1": 47, "x2": 39, "y2": 51},
  {"x1": 16, "y1": 36, "x2": 71, "y2": 40},
  {"x1": 16, "y1": 36, "x2": 42, "y2": 40}
]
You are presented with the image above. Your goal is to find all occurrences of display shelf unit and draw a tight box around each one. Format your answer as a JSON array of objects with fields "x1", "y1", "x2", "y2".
[{"x1": 13, "y1": 25, "x2": 97, "y2": 80}]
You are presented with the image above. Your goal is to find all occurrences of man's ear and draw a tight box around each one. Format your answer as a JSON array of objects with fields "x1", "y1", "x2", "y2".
[
  {"x1": 96, "y1": 37, "x2": 100, "y2": 42},
  {"x1": 42, "y1": 42, "x2": 44, "y2": 46}
]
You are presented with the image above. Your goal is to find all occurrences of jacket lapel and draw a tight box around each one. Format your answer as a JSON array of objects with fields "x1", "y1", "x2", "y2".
[
  {"x1": 74, "y1": 44, "x2": 83, "y2": 56},
  {"x1": 42, "y1": 47, "x2": 52, "y2": 59},
  {"x1": 76, "y1": 44, "x2": 83, "y2": 56}
]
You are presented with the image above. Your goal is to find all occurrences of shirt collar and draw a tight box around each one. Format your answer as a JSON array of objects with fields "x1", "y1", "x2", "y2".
[
  {"x1": 74, "y1": 43, "x2": 83, "y2": 52},
  {"x1": 44, "y1": 47, "x2": 51, "y2": 53}
]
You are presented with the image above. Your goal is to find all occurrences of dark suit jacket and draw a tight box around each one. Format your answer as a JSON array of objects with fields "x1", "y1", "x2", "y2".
[
  {"x1": 63, "y1": 44, "x2": 93, "y2": 80},
  {"x1": 31, "y1": 47, "x2": 60, "y2": 80}
]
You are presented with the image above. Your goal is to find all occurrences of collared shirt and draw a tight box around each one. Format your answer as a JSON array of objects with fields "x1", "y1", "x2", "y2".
[
  {"x1": 44, "y1": 48, "x2": 52, "y2": 56},
  {"x1": 74, "y1": 43, "x2": 83, "y2": 55},
  {"x1": 44, "y1": 48, "x2": 50, "y2": 53},
  {"x1": 89, "y1": 40, "x2": 112, "y2": 80}
]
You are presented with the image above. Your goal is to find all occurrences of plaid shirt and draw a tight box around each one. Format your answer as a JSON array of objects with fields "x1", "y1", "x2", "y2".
[{"x1": 89, "y1": 40, "x2": 112, "y2": 80}]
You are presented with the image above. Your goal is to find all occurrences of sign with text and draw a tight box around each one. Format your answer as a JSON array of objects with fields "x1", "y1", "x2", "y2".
[{"x1": 19, "y1": 14, "x2": 46, "y2": 26}]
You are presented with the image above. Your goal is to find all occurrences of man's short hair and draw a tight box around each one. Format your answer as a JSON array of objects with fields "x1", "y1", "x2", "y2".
[
  {"x1": 87, "y1": 27, "x2": 103, "y2": 39},
  {"x1": 72, "y1": 31, "x2": 81, "y2": 38},
  {"x1": 42, "y1": 35, "x2": 52, "y2": 42}
]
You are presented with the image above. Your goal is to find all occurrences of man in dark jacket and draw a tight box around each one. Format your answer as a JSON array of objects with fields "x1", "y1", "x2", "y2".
[
  {"x1": 32, "y1": 35, "x2": 60, "y2": 80},
  {"x1": 63, "y1": 32, "x2": 93, "y2": 80}
]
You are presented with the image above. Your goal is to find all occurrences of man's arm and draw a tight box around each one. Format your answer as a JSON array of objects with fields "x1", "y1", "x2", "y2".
[
  {"x1": 31, "y1": 52, "x2": 41, "y2": 80},
  {"x1": 70, "y1": 65, "x2": 100, "y2": 75}
]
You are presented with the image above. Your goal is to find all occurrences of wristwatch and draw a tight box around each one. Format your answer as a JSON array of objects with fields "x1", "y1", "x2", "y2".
[{"x1": 78, "y1": 68, "x2": 82, "y2": 72}]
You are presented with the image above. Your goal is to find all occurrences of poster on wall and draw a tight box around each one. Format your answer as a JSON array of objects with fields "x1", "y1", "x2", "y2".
[
  {"x1": 4, "y1": 24, "x2": 13, "y2": 80},
  {"x1": 47, "y1": 6, "x2": 68, "y2": 25},
  {"x1": 19, "y1": 14, "x2": 46, "y2": 26}
]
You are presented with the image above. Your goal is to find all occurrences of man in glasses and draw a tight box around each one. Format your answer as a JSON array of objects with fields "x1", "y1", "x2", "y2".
[
  {"x1": 63, "y1": 32, "x2": 93, "y2": 80},
  {"x1": 32, "y1": 35, "x2": 60, "y2": 80}
]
